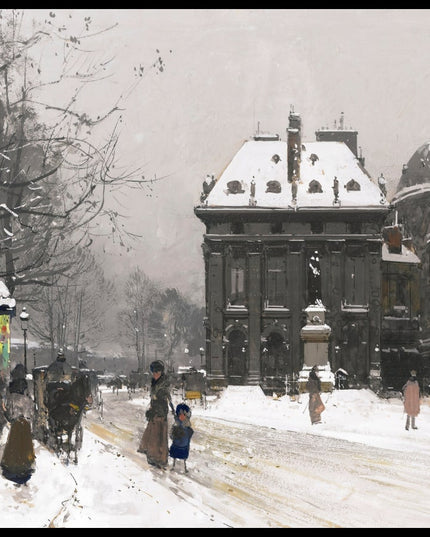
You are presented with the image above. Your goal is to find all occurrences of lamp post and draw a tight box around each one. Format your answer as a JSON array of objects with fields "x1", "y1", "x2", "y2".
[
  {"x1": 184, "y1": 346, "x2": 190, "y2": 368},
  {"x1": 19, "y1": 306, "x2": 30, "y2": 374},
  {"x1": 199, "y1": 346, "x2": 204, "y2": 368}
]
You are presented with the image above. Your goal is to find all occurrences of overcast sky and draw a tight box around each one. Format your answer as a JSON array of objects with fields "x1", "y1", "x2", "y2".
[{"x1": 26, "y1": 9, "x2": 430, "y2": 304}]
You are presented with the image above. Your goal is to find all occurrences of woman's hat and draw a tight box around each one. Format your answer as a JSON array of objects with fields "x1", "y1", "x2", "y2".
[{"x1": 150, "y1": 360, "x2": 165, "y2": 373}]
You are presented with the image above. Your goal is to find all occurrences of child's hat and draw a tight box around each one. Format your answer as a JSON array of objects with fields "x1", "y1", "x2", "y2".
[{"x1": 175, "y1": 403, "x2": 191, "y2": 417}]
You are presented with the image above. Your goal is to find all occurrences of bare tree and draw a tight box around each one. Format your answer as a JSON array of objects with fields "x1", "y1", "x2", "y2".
[
  {"x1": 28, "y1": 245, "x2": 116, "y2": 363},
  {"x1": 157, "y1": 288, "x2": 193, "y2": 372},
  {"x1": 119, "y1": 267, "x2": 160, "y2": 373},
  {"x1": 0, "y1": 9, "x2": 170, "y2": 296}
]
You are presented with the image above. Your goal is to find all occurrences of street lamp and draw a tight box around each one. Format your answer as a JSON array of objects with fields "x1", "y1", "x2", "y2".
[
  {"x1": 199, "y1": 346, "x2": 205, "y2": 368},
  {"x1": 19, "y1": 306, "x2": 30, "y2": 373}
]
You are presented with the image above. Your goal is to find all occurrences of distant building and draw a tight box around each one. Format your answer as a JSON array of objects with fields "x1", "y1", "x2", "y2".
[
  {"x1": 194, "y1": 112, "x2": 420, "y2": 393},
  {"x1": 390, "y1": 142, "x2": 430, "y2": 391}
]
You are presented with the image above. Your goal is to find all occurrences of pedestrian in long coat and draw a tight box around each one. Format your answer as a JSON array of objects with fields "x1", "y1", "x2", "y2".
[
  {"x1": 169, "y1": 403, "x2": 194, "y2": 472},
  {"x1": 1, "y1": 364, "x2": 35, "y2": 484},
  {"x1": 138, "y1": 360, "x2": 173, "y2": 469},
  {"x1": 402, "y1": 370, "x2": 421, "y2": 430},
  {"x1": 306, "y1": 365, "x2": 325, "y2": 425}
]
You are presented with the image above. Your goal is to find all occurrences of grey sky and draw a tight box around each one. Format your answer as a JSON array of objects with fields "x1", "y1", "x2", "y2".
[{"x1": 27, "y1": 9, "x2": 430, "y2": 304}]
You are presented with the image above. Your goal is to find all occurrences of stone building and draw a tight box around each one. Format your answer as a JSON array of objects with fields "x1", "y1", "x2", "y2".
[
  {"x1": 390, "y1": 143, "x2": 430, "y2": 390},
  {"x1": 194, "y1": 112, "x2": 404, "y2": 393}
]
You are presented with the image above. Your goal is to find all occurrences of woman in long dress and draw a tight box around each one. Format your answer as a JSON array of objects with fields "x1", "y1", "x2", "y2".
[
  {"x1": 402, "y1": 369, "x2": 421, "y2": 430},
  {"x1": 138, "y1": 360, "x2": 173, "y2": 469},
  {"x1": 306, "y1": 365, "x2": 325, "y2": 425},
  {"x1": 1, "y1": 364, "x2": 35, "y2": 484}
]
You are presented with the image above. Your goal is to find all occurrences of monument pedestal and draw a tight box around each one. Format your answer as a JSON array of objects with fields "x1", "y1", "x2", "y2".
[{"x1": 298, "y1": 304, "x2": 334, "y2": 392}]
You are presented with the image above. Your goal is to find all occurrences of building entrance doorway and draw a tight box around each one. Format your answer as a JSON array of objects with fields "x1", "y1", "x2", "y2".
[{"x1": 227, "y1": 329, "x2": 247, "y2": 383}]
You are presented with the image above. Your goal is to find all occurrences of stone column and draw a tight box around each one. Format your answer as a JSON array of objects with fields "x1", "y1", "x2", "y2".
[
  {"x1": 287, "y1": 242, "x2": 303, "y2": 372},
  {"x1": 247, "y1": 250, "x2": 262, "y2": 385},
  {"x1": 368, "y1": 242, "x2": 382, "y2": 391},
  {"x1": 207, "y1": 247, "x2": 227, "y2": 388}
]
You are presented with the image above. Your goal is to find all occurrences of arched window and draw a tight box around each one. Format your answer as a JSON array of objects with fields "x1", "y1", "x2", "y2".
[
  {"x1": 266, "y1": 249, "x2": 286, "y2": 307},
  {"x1": 229, "y1": 253, "x2": 246, "y2": 306}
]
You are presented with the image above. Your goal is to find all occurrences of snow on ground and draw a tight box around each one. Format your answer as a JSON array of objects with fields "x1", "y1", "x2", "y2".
[{"x1": 0, "y1": 386, "x2": 429, "y2": 527}]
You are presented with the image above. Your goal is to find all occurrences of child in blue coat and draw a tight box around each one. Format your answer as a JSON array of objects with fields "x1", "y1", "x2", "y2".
[{"x1": 169, "y1": 403, "x2": 194, "y2": 472}]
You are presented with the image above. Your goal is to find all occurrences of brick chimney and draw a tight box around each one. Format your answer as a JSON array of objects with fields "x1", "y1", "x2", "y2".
[
  {"x1": 315, "y1": 112, "x2": 359, "y2": 158},
  {"x1": 383, "y1": 225, "x2": 402, "y2": 254},
  {"x1": 287, "y1": 111, "x2": 301, "y2": 183}
]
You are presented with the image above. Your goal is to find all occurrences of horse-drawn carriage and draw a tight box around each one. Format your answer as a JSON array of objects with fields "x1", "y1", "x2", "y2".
[{"x1": 33, "y1": 365, "x2": 97, "y2": 463}]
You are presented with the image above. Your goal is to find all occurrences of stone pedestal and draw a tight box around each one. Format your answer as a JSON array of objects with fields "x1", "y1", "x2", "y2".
[{"x1": 298, "y1": 304, "x2": 335, "y2": 392}]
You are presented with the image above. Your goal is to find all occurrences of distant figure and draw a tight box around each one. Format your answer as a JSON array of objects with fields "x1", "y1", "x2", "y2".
[
  {"x1": 402, "y1": 370, "x2": 421, "y2": 431},
  {"x1": 306, "y1": 365, "x2": 325, "y2": 425},
  {"x1": 1, "y1": 364, "x2": 35, "y2": 484},
  {"x1": 137, "y1": 360, "x2": 174, "y2": 469},
  {"x1": 169, "y1": 403, "x2": 194, "y2": 473},
  {"x1": 332, "y1": 176, "x2": 339, "y2": 203},
  {"x1": 291, "y1": 179, "x2": 298, "y2": 202},
  {"x1": 200, "y1": 174, "x2": 216, "y2": 202},
  {"x1": 378, "y1": 173, "x2": 387, "y2": 197},
  {"x1": 46, "y1": 348, "x2": 73, "y2": 383}
]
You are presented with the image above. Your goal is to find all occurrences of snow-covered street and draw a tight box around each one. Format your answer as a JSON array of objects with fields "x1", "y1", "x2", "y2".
[{"x1": 0, "y1": 386, "x2": 429, "y2": 527}]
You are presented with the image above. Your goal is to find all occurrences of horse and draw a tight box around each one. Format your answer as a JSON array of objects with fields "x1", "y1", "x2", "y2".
[{"x1": 46, "y1": 373, "x2": 93, "y2": 463}]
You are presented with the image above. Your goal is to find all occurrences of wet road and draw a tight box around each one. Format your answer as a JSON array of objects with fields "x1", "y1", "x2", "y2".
[{"x1": 83, "y1": 389, "x2": 430, "y2": 527}]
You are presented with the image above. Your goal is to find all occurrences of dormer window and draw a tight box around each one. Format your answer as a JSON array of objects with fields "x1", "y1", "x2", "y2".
[
  {"x1": 346, "y1": 179, "x2": 361, "y2": 191},
  {"x1": 226, "y1": 180, "x2": 245, "y2": 194},
  {"x1": 309, "y1": 153, "x2": 319, "y2": 165},
  {"x1": 266, "y1": 180, "x2": 281, "y2": 193},
  {"x1": 308, "y1": 180, "x2": 323, "y2": 193}
]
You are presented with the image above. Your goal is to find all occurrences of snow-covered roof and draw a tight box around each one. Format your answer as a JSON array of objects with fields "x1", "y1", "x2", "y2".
[
  {"x1": 202, "y1": 137, "x2": 388, "y2": 210},
  {"x1": 395, "y1": 141, "x2": 430, "y2": 193},
  {"x1": 381, "y1": 242, "x2": 421, "y2": 264},
  {"x1": 0, "y1": 280, "x2": 11, "y2": 298},
  {"x1": 0, "y1": 279, "x2": 15, "y2": 310},
  {"x1": 391, "y1": 183, "x2": 430, "y2": 205}
]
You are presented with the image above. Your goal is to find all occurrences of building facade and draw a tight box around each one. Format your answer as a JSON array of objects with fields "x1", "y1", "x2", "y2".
[
  {"x1": 195, "y1": 112, "x2": 398, "y2": 393},
  {"x1": 389, "y1": 143, "x2": 430, "y2": 391}
]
